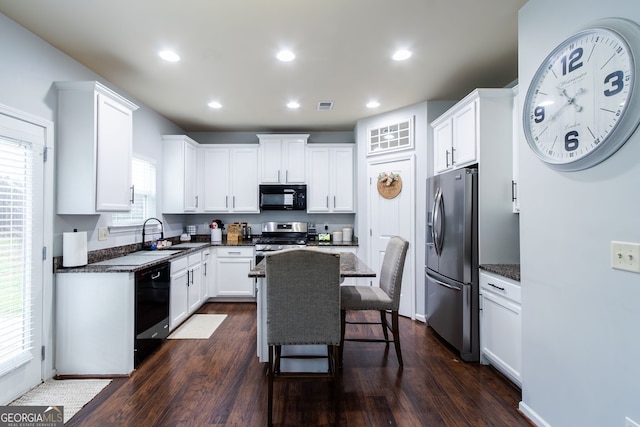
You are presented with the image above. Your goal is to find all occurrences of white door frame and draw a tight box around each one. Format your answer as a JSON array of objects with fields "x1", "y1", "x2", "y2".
[
  {"x1": 366, "y1": 153, "x2": 415, "y2": 319},
  {"x1": 0, "y1": 104, "x2": 54, "y2": 404}
]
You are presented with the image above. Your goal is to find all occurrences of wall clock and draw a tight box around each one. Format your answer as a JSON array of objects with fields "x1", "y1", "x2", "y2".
[{"x1": 523, "y1": 18, "x2": 640, "y2": 171}]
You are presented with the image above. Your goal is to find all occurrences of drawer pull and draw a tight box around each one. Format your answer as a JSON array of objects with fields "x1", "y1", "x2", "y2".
[{"x1": 488, "y1": 282, "x2": 505, "y2": 291}]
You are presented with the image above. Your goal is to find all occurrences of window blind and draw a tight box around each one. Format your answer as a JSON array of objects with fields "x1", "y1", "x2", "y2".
[
  {"x1": 112, "y1": 157, "x2": 156, "y2": 225},
  {"x1": 0, "y1": 137, "x2": 34, "y2": 377}
]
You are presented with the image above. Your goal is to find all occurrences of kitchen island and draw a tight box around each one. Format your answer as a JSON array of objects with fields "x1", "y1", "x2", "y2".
[{"x1": 249, "y1": 251, "x2": 376, "y2": 365}]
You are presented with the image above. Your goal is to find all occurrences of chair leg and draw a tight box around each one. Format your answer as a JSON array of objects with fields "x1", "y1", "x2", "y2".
[
  {"x1": 275, "y1": 345, "x2": 282, "y2": 374},
  {"x1": 332, "y1": 345, "x2": 341, "y2": 426},
  {"x1": 339, "y1": 310, "x2": 346, "y2": 367},
  {"x1": 391, "y1": 310, "x2": 403, "y2": 367},
  {"x1": 379, "y1": 310, "x2": 389, "y2": 342},
  {"x1": 268, "y1": 345, "x2": 274, "y2": 427}
]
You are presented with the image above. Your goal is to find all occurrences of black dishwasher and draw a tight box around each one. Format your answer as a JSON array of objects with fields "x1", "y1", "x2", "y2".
[{"x1": 135, "y1": 263, "x2": 170, "y2": 366}]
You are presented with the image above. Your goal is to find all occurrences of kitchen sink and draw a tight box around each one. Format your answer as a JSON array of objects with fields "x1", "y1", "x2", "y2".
[
  {"x1": 135, "y1": 249, "x2": 183, "y2": 255},
  {"x1": 170, "y1": 243, "x2": 209, "y2": 249}
]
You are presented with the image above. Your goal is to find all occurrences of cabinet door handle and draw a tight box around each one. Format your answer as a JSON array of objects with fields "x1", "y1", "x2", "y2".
[
  {"x1": 488, "y1": 282, "x2": 505, "y2": 291},
  {"x1": 130, "y1": 185, "x2": 135, "y2": 204},
  {"x1": 186, "y1": 270, "x2": 190, "y2": 286},
  {"x1": 285, "y1": 170, "x2": 288, "y2": 182},
  {"x1": 333, "y1": 196, "x2": 336, "y2": 208},
  {"x1": 511, "y1": 180, "x2": 517, "y2": 202},
  {"x1": 233, "y1": 196, "x2": 236, "y2": 208},
  {"x1": 204, "y1": 263, "x2": 207, "y2": 276},
  {"x1": 190, "y1": 269, "x2": 194, "y2": 285},
  {"x1": 195, "y1": 195, "x2": 199, "y2": 208},
  {"x1": 451, "y1": 147, "x2": 456, "y2": 165},
  {"x1": 445, "y1": 150, "x2": 450, "y2": 167},
  {"x1": 326, "y1": 196, "x2": 329, "y2": 209},
  {"x1": 278, "y1": 170, "x2": 281, "y2": 182},
  {"x1": 225, "y1": 196, "x2": 228, "y2": 208}
]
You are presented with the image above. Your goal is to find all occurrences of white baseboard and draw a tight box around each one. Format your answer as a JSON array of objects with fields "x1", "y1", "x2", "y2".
[
  {"x1": 518, "y1": 401, "x2": 552, "y2": 427},
  {"x1": 415, "y1": 313, "x2": 426, "y2": 323}
]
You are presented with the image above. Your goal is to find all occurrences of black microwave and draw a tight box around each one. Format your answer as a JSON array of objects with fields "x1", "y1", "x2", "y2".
[{"x1": 259, "y1": 184, "x2": 306, "y2": 210}]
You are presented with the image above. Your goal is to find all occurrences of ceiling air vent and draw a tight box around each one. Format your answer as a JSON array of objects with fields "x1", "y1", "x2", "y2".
[{"x1": 317, "y1": 101, "x2": 334, "y2": 111}]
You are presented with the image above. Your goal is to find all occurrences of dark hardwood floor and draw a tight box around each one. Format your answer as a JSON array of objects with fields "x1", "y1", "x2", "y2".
[{"x1": 67, "y1": 302, "x2": 531, "y2": 426}]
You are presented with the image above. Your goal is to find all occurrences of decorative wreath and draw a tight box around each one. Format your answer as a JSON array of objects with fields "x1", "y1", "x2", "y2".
[{"x1": 377, "y1": 172, "x2": 402, "y2": 199}]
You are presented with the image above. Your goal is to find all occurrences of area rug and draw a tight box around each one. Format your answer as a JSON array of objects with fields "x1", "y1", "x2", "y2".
[
  {"x1": 167, "y1": 313, "x2": 227, "y2": 339},
  {"x1": 9, "y1": 378, "x2": 111, "y2": 423}
]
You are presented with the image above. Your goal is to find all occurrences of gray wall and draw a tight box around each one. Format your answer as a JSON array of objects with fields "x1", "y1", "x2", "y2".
[
  {"x1": 519, "y1": 1, "x2": 640, "y2": 425},
  {"x1": 0, "y1": 13, "x2": 185, "y2": 255}
]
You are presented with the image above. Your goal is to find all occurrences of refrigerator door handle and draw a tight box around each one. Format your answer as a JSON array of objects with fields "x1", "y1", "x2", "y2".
[
  {"x1": 428, "y1": 274, "x2": 462, "y2": 291},
  {"x1": 432, "y1": 188, "x2": 444, "y2": 256}
]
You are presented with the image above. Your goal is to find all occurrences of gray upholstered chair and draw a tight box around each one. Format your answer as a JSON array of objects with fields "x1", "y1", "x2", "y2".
[
  {"x1": 265, "y1": 248, "x2": 341, "y2": 426},
  {"x1": 340, "y1": 236, "x2": 409, "y2": 367}
]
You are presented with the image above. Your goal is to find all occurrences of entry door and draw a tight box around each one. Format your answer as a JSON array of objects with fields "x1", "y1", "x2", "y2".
[
  {"x1": 367, "y1": 156, "x2": 414, "y2": 318},
  {"x1": 0, "y1": 106, "x2": 50, "y2": 404}
]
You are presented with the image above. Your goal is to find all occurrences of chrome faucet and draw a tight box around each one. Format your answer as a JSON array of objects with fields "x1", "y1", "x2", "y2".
[{"x1": 142, "y1": 217, "x2": 164, "y2": 248}]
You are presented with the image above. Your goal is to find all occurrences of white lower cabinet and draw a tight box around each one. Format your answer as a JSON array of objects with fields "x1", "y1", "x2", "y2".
[
  {"x1": 170, "y1": 251, "x2": 204, "y2": 330},
  {"x1": 214, "y1": 247, "x2": 255, "y2": 298},
  {"x1": 56, "y1": 272, "x2": 135, "y2": 375},
  {"x1": 479, "y1": 271, "x2": 522, "y2": 386},
  {"x1": 201, "y1": 248, "x2": 212, "y2": 301}
]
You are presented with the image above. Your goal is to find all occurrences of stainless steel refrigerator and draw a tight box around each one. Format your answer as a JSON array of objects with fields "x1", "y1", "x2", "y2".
[{"x1": 425, "y1": 167, "x2": 479, "y2": 362}]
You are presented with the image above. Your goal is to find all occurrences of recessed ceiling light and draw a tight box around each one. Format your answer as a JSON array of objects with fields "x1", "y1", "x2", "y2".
[
  {"x1": 392, "y1": 49, "x2": 412, "y2": 61},
  {"x1": 366, "y1": 101, "x2": 380, "y2": 108},
  {"x1": 158, "y1": 50, "x2": 180, "y2": 62},
  {"x1": 277, "y1": 49, "x2": 296, "y2": 62},
  {"x1": 287, "y1": 101, "x2": 300, "y2": 109},
  {"x1": 208, "y1": 101, "x2": 222, "y2": 109}
]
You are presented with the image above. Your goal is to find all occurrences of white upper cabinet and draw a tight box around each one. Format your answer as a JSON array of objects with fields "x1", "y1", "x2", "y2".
[
  {"x1": 257, "y1": 134, "x2": 308, "y2": 184},
  {"x1": 56, "y1": 81, "x2": 138, "y2": 214},
  {"x1": 162, "y1": 135, "x2": 200, "y2": 213},
  {"x1": 306, "y1": 144, "x2": 354, "y2": 213},
  {"x1": 431, "y1": 88, "x2": 512, "y2": 175},
  {"x1": 201, "y1": 145, "x2": 259, "y2": 213}
]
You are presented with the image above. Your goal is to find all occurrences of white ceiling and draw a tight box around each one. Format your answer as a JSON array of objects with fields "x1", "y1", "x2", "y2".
[{"x1": 0, "y1": 0, "x2": 528, "y2": 132}]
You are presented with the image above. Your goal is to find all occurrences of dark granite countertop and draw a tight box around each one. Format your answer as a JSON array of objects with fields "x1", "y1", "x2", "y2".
[
  {"x1": 248, "y1": 251, "x2": 374, "y2": 278},
  {"x1": 479, "y1": 264, "x2": 521, "y2": 282},
  {"x1": 55, "y1": 244, "x2": 211, "y2": 273},
  {"x1": 55, "y1": 235, "x2": 360, "y2": 274}
]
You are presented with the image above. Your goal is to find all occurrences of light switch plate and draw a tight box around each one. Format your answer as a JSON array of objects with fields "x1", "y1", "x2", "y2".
[
  {"x1": 98, "y1": 227, "x2": 108, "y2": 241},
  {"x1": 611, "y1": 241, "x2": 640, "y2": 273}
]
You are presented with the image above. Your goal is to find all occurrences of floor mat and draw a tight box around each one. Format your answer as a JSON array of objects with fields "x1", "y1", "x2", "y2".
[
  {"x1": 167, "y1": 313, "x2": 227, "y2": 339},
  {"x1": 9, "y1": 378, "x2": 111, "y2": 423}
]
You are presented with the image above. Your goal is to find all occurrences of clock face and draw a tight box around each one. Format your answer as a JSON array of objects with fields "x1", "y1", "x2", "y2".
[{"x1": 523, "y1": 18, "x2": 640, "y2": 171}]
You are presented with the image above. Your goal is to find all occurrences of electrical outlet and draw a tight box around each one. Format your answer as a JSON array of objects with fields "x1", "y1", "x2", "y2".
[
  {"x1": 98, "y1": 227, "x2": 108, "y2": 241},
  {"x1": 611, "y1": 241, "x2": 640, "y2": 273},
  {"x1": 626, "y1": 417, "x2": 640, "y2": 427}
]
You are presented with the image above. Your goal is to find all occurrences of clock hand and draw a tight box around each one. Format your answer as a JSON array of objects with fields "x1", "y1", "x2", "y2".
[{"x1": 555, "y1": 87, "x2": 584, "y2": 115}]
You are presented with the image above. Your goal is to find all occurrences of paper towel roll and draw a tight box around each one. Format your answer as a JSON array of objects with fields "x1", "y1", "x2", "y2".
[
  {"x1": 63, "y1": 231, "x2": 88, "y2": 267},
  {"x1": 211, "y1": 228, "x2": 222, "y2": 243}
]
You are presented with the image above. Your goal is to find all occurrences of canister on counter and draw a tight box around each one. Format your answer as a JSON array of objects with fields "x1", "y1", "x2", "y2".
[{"x1": 342, "y1": 227, "x2": 353, "y2": 242}]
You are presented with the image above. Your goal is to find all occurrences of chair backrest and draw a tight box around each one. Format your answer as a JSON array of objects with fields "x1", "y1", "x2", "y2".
[
  {"x1": 266, "y1": 248, "x2": 341, "y2": 346},
  {"x1": 379, "y1": 236, "x2": 409, "y2": 311}
]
